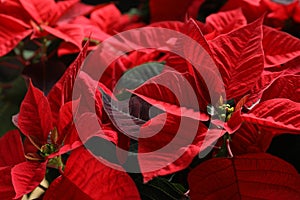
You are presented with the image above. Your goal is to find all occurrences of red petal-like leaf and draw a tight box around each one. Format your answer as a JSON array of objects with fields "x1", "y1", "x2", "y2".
[
  {"x1": 209, "y1": 17, "x2": 264, "y2": 100},
  {"x1": 56, "y1": 100, "x2": 80, "y2": 146},
  {"x1": 242, "y1": 98, "x2": 300, "y2": 134},
  {"x1": 41, "y1": 25, "x2": 82, "y2": 49},
  {"x1": 132, "y1": 71, "x2": 209, "y2": 121},
  {"x1": 18, "y1": 81, "x2": 53, "y2": 145},
  {"x1": 187, "y1": 0, "x2": 205, "y2": 19},
  {"x1": 149, "y1": 21, "x2": 184, "y2": 32},
  {"x1": 44, "y1": 147, "x2": 140, "y2": 200},
  {"x1": 19, "y1": 0, "x2": 55, "y2": 23},
  {"x1": 12, "y1": 161, "x2": 46, "y2": 199},
  {"x1": 220, "y1": 0, "x2": 266, "y2": 23},
  {"x1": 183, "y1": 18, "x2": 212, "y2": 55},
  {"x1": 263, "y1": 26, "x2": 300, "y2": 68},
  {"x1": 231, "y1": 123, "x2": 274, "y2": 155},
  {"x1": 204, "y1": 8, "x2": 247, "y2": 36},
  {"x1": 56, "y1": 2, "x2": 95, "y2": 25},
  {"x1": 0, "y1": 14, "x2": 32, "y2": 57},
  {"x1": 19, "y1": 0, "x2": 78, "y2": 24},
  {"x1": 48, "y1": 0, "x2": 79, "y2": 25},
  {"x1": 74, "y1": 71, "x2": 103, "y2": 118},
  {"x1": 181, "y1": 19, "x2": 226, "y2": 106},
  {"x1": 0, "y1": 0, "x2": 32, "y2": 23},
  {"x1": 0, "y1": 130, "x2": 25, "y2": 167},
  {"x1": 90, "y1": 3, "x2": 121, "y2": 33},
  {"x1": 260, "y1": 75, "x2": 300, "y2": 102},
  {"x1": 0, "y1": 130, "x2": 26, "y2": 198},
  {"x1": 138, "y1": 113, "x2": 224, "y2": 182},
  {"x1": 188, "y1": 153, "x2": 300, "y2": 199},
  {"x1": 245, "y1": 70, "x2": 282, "y2": 109},
  {"x1": 60, "y1": 16, "x2": 110, "y2": 43},
  {"x1": 0, "y1": 166, "x2": 16, "y2": 199},
  {"x1": 47, "y1": 40, "x2": 89, "y2": 120},
  {"x1": 149, "y1": 0, "x2": 196, "y2": 22}
]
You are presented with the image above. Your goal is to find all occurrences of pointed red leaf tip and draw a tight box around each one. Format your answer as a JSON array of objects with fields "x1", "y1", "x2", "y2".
[
  {"x1": 0, "y1": 130, "x2": 46, "y2": 199},
  {"x1": 0, "y1": 167, "x2": 16, "y2": 200},
  {"x1": 18, "y1": 81, "x2": 53, "y2": 146},
  {"x1": 188, "y1": 153, "x2": 300, "y2": 200},
  {"x1": 149, "y1": 0, "x2": 203, "y2": 23},
  {"x1": 90, "y1": 3, "x2": 122, "y2": 33},
  {"x1": 47, "y1": 40, "x2": 89, "y2": 120},
  {"x1": 183, "y1": 18, "x2": 213, "y2": 56},
  {"x1": 260, "y1": 74, "x2": 300, "y2": 103},
  {"x1": 245, "y1": 70, "x2": 283, "y2": 109},
  {"x1": 208, "y1": 16, "x2": 264, "y2": 100},
  {"x1": 220, "y1": 0, "x2": 265, "y2": 22},
  {"x1": 230, "y1": 122, "x2": 274, "y2": 155},
  {"x1": 0, "y1": 14, "x2": 32, "y2": 57},
  {"x1": 263, "y1": 26, "x2": 300, "y2": 68},
  {"x1": 204, "y1": 8, "x2": 247, "y2": 36},
  {"x1": 56, "y1": 99, "x2": 80, "y2": 145},
  {"x1": 138, "y1": 113, "x2": 225, "y2": 182},
  {"x1": 132, "y1": 71, "x2": 209, "y2": 121},
  {"x1": 41, "y1": 25, "x2": 83, "y2": 50},
  {"x1": 43, "y1": 147, "x2": 140, "y2": 200},
  {"x1": 12, "y1": 161, "x2": 47, "y2": 199},
  {"x1": 0, "y1": 130, "x2": 25, "y2": 199},
  {"x1": 0, "y1": 130, "x2": 25, "y2": 167},
  {"x1": 18, "y1": 0, "x2": 78, "y2": 25},
  {"x1": 242, "y1": 98, "x2": 300, "y2": 134}
]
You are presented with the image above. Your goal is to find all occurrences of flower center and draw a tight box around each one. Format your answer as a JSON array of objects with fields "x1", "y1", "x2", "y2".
[
  {"x1": 218, "y1": 104, "x2": 235, "y2": 121},
  {"x1": 40, "y1": 143, "x2": 57, "y2": 157}
]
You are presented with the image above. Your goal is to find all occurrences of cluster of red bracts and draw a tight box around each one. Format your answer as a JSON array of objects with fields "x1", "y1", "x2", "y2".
[{"x1": 0, "y1": 0, "x2": 300, "y2": 199}]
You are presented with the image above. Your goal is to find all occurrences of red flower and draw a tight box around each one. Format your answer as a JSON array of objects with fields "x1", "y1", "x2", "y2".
[
  {"x1": 0, "y1": 0, "x2": 98, "y2": 57},
  {"x1": 17, "y1": 80, "x2": 80, "y2": 162},
  {"x1": 188, "y1": 153, "x2": 300, "y2": 199},
  {"x1": 43, "y1": 147, "x2": 140, "y2": 200},
  {"x1": 149, "y1": 0, "x2": 204, "y2": 22},
  {"x1": 221, "y1": 0, "x2": 299, "y2": 28},
  {"x1": 0, "y1": 130, "x2": 46, "y2": 199}
]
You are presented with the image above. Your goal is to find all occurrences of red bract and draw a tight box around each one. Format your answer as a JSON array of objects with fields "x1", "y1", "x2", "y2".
[
  {"x1": 0, "y1": 0, "x2": 300, "y2": 198},
  {"x1": 0, "y1": 130, "x2": 46, "y2": 199},
  {"x1": 47, "y1": 40, "x2": 89, "y2": 118},
  {"x1": 230, "y1": 123, "x2": 274, "y2": 155},
  {"x1": 149, "y1": 0, "x2": 204, "y2": 22},
  {"x1": 242, "y1": 98, "x2": 300, "y2": 134},
  {"x1": 230, "y1": 74, "x2": 300, "y2": 156},
  {"x1": 260, "y1": 75, "x2": 300, "y2": 102},
  {"x1": 43, "y1": 147, "x2": 140, "y2": 200},
  {"x1": 208, "y1": 17, "x2": 264, "y2": 100},
  {"x1": 0, "y1": 14, "x2": 32, "y2": 57},
  {"x1": 0, "y1": 0, "x2": 97, "y2": 56},
  {"x1": 188, "y1": 153, "x2": 300, "y2": 199},
  {"x1": 263, "y1": 26, "x2": 300, "y2": 67},
  {"x1": 90, "y1": 3, "x2": 134, "y2": 34},
  {"x1": 138, "y1": 113, "x2": 222, "y2": 182},
  {"x1": 132, "y1": 71, "x2": 209, "y2": 121},
  {"x1": 99, "y1": 50, "x2": 167, "y2": 91},
  {"x1": 221, "y1": 0, "x2": 299, "y2": 28},
  {"x1": 125, "y1": 17, "x2": 265, "y2": 181},
  {"x1": 202, "y1": 8, "x2": 247, "y2": 38},
  {"x1": 16, "y1": 41, "x2": 91, "y2": 157},
  {"x1": 18, "y1": 81, "x2": 79, "y2": 159}
]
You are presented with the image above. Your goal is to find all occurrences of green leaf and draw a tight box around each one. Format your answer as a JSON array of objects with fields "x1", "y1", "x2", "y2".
[{"x1": 115, "y1": 62, "x2": 164, "y2": 100}]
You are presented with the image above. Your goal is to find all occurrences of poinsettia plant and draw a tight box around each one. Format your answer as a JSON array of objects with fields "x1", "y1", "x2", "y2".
[{"x1": 0, "y1": 0, "x2": 300, "y2": 199}]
